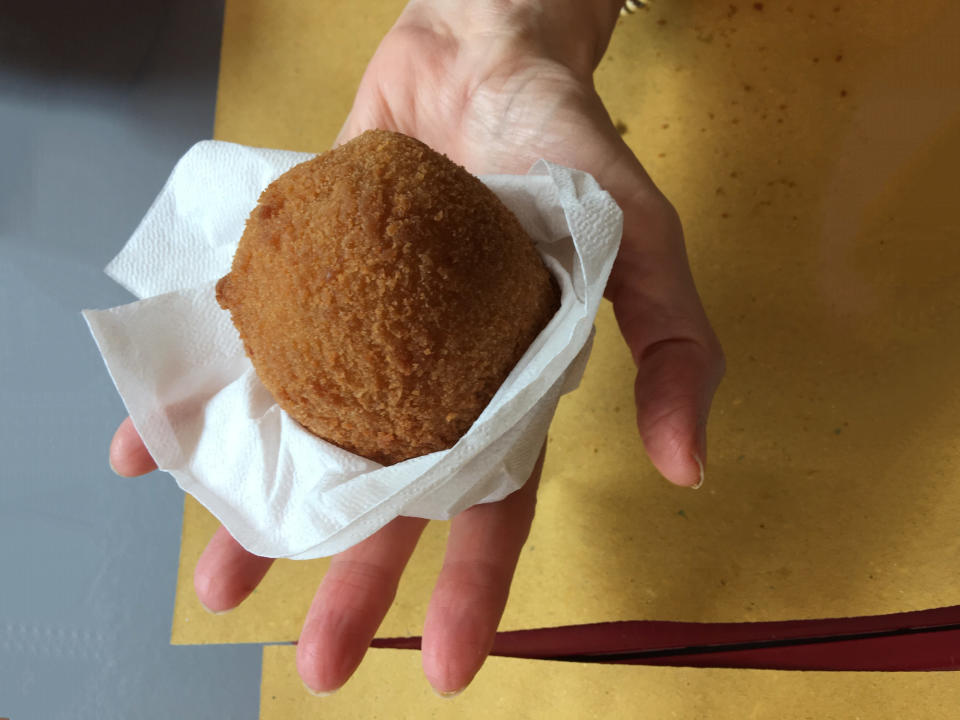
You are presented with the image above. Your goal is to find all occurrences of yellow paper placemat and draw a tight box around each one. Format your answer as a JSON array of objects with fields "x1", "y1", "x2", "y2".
[
  {"x1": 173, "y1": 0, "x2": 960, "y2": 644},
  {"x1": 260, "y1": 645, "x2": 960, "y2": 719}
]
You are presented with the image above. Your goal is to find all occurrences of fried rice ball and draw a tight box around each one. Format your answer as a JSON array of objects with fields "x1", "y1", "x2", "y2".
[{"x1": 216, "y1": 129, "x2": 559, "y2": 465}]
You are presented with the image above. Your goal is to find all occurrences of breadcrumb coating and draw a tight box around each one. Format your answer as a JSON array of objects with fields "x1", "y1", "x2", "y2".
[{"x1": 216, "y1": 130, "x2": 559, "y2": 465}]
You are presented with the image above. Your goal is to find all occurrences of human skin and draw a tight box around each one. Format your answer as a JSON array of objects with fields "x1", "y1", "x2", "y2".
[{"x1": 110, "y1": 0, "x2": 725, "y2": 698}]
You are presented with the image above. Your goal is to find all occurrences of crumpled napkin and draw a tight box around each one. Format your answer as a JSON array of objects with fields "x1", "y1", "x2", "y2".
[{"x1": 83, "y1": 141, "x2": 622, "y2": 559}]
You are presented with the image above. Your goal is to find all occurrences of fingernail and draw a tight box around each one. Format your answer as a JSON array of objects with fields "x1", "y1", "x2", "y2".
[
  {"x1": 198, "y1": 598, "x2": 233, "y2": 616},
  {"x1": 691, "y1": 453, "x2": 705, "y2": 489},
  {"x1": 303, "y1": 680, "x2": 339, "y2": 697},
  {"x1": 433, "y1": 687, "x2": 465, "y2": 699}
]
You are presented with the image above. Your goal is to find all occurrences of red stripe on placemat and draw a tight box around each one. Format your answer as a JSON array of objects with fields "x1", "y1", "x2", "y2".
[
  {"x1": 370, "y1": 604, "x2": 960, "y2": 670},
  {"x1": 615, "y1": 628, "x2": 960, "y2": 670}
]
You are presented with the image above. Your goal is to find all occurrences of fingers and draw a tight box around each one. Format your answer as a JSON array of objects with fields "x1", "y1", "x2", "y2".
[
  {"x1": 194, "y1": 525, "x2": 275, "y2": 613},
  {"x1": 108, "y1": 418, "x2": 275, "y2": 611},
  {"x1": 109, "y1": 416, "x2": 158, "y2": 477},
  {"x1": 297, "y1": 516, "x2": 428, "y2": 695},
  {"x1": 421, "y1": 451, "x2": 543, "y2": 696}
]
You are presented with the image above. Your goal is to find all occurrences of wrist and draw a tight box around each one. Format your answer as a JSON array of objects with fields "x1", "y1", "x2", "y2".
[{"x1": 398, "y1": 0, "x2": 622, "y2": 76}]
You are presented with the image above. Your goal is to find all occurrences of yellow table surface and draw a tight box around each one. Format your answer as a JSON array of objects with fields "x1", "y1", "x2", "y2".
[
  {"x1": 260, "y1": 645, "x2": 960, "y2": 719},
  {"x1": 173, "y1": 0, "x2": 960, "y2": 646}
]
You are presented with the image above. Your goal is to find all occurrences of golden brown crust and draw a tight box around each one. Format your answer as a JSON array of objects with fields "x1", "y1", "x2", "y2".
[{"x1": 217, "y1": 129, "x2": 559, "y2": 465}]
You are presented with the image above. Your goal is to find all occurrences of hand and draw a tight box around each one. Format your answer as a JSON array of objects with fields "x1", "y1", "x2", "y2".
[
  {"x1": 341, "y1": 0, "x2": 725, "y2": 485},
  {"x1": 111, "y1": 416, "x2": 540, "y2": 697},
  {"x1": 109, "y1": 0, "x2": 724, "y2": 697}
]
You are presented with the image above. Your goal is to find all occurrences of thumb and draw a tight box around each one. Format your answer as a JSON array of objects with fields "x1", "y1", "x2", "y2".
[
  {"x1": 606, "y1": 197, "x2": 725, "y2": 489},
  {"x1": 632, "y1": 337, "x2": 720, "y2": 487},
  {"x1": 545, "y1": 114, "x2": 724, "y2": 488}
]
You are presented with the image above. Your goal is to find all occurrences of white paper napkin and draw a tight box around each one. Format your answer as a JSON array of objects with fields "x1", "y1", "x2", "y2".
[{"x1": 83, "y1": 141, "x2": 622, "y2": 559}]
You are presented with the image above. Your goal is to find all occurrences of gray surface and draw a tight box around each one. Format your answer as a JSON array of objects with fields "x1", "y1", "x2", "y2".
[{"x1": 0, "y1": 2, "x2": 262, "y2": 717}]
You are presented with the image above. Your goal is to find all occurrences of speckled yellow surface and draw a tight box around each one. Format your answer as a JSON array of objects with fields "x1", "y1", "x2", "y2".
[
  {"x1": 173, "y1": 0, "x2": 960, "y2": 647},
  {"x1": 259, "y1": 645, "x2": 960, "y2": 719}
]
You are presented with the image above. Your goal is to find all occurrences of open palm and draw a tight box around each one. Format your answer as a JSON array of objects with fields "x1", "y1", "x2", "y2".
[{"x1": 110, "y1": 4, "x2": 723, "y2": 697}]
